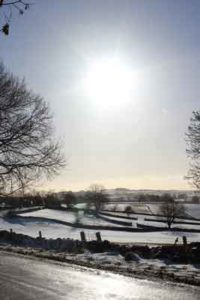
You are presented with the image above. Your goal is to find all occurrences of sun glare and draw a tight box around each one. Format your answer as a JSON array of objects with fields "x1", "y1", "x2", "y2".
[{"x1": 85, "y1": 58, "x2": 134, "y2": 107}]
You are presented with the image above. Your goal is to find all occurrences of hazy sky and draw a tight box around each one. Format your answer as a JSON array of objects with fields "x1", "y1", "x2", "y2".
[{"x1": 0, "y1": 0, "x2": 200, "y2": 191}]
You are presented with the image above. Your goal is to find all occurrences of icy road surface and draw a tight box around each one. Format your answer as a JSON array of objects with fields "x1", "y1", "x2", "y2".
[{"x1": 0, "y1": 252, "x2": 199, "y2": 299}]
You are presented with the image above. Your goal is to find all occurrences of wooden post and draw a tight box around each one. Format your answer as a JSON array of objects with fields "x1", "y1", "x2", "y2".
[
  {"x1": 39, "y1": 231, "x2": 42, "y2": 239},
  {"x1": 183, "y1": 236, "x2": 187, "y2": 246},
  {"x1": 174, "y1": 237, "x2": 178, "y2": 246},
  {"x1": 80, "y1": 231, "x2": 86, "y2": 242},
  {"x1": 10, "y1": 228, "x2": 13, "y2": 240},
  {"x1": 182, "y1": 235, "x2": 188, "y2": 263},
  {"x1": 96, "y1": 232, "x2": 102, "y2": 242}
]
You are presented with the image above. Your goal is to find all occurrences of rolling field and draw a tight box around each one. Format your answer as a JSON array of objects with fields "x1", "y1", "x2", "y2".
[
  {"x1": 0, "y1": 202, "x2": 200, "y2": 244},
  {"x1": 103, "y1": 202, "x2": 200, "y2": 219},
  {"x1": 1, "y1": 215, "x2": 200, "y2": 244}
]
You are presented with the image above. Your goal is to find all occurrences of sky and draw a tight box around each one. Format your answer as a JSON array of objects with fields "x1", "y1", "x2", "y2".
[{"x1": 0, "y1": 0, "x2": 200, "y2": 191}]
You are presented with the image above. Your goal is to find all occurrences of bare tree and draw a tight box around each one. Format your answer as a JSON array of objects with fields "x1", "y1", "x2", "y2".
[
  {"x1": 159, "y1": 194, "x2": 185, "y2": 229},
  {"x1": 0, "y1": 0, "x2": 31, "y2": 35},
  {"x1": 85, "y1": 184, "x2": 108, "y2": 213},
  {"x1": 124, "y1": 205, "x2": 133, "y2": 217},
  {"x1": 63, "y1": 191, "x2": 76, "y2": 209},
  {"x1": 191, "y1": 195, "x2": 199, "y2": 204},
  {"x1": 0, "y1": 63, "x2": 65, "y2": 195},
  {"x1": 185, "y1": 111, "x2": 200, "y2": 189}
]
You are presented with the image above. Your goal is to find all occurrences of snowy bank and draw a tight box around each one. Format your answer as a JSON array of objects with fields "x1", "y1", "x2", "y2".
[{"x1": 0, "y1": 229, "x2": 200, "y2": 287}]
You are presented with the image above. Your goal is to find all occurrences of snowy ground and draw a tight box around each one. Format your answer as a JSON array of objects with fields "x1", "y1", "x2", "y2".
[
  {"x1": 65, "y1": 251, "x2": 200, "y2": 286},
  {"x1": 1, "y1": 250, "x2": 199, "y2": 297},
  {"x1": 102, "y1": 202, "x2": 200, "y2": 219},
  {"x1": 0, "y1": 205, "x2": 199, "y2": 245},
  {"x1": 103, "y1": 203, "x2": 151, "y2": 214},
  {"x1": 1, "y1": 215, "x2": 200, "y2": 244},
  {"x1": 184, "y1": 204, "x2": 200, "y2": 219},
  {"x1": 105, "y1": 211, "x2": 200, "y2": 223},
  {"x1": 20, "y1": 209, "x2": 123, "y2": 227},
  {"x1": 20, "y1": 209, "x2": 200, "y2": 230},
  {"x1": 72, "y1": 251, "x2": 200, "y2": 275},
  {"x1": 1, "y1": 245, "x2": 200, "y2": 288}
]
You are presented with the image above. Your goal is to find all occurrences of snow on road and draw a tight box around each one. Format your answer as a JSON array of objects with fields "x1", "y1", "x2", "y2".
[{"x1": 1, "y1": 252, "x2": 199, "y2": 300}]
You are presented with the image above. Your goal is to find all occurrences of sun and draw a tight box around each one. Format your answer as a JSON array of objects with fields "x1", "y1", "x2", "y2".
[{"x1": 85, "y1": 58, "x2": 134, "y2": 107}]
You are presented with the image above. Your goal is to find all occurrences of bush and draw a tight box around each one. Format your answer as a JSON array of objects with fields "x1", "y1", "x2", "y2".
[{"x1": 124, "y1": 251, "x2": 141, "y2": 262}]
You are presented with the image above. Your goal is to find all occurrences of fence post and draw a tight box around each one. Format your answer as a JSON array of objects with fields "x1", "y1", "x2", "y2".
[
  {"x1": 96, "y1": 232, "x2": 102, "y2": 242},
  {"x1": 39, "y1": 231, "x2": 42, "y2": 239},
  {"x1": 182, "y1": 235, "x2": 188, "y2": 263},
  {"x1": 80, "y1": 231, "x2": 86, "y2": 242},
  {"x1": 183, "y1": 236, "x2": 187, "y2": 247},
  {"x1": 174, "y1": 237, "x2": 178, "y2": 246},
  {"x1": 9, "y1": 228, "x2": 13, "y2": 240}
]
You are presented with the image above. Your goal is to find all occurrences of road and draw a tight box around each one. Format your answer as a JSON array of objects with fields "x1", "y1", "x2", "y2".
[{"x1": 0, "y1": 252, "x2": 199, "y2": 299}]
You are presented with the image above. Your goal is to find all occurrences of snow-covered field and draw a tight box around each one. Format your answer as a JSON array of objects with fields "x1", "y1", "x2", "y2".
[
  {"x1": 20, "y1": 209, "x2": 123, "y2": 227},
  {"x1": 103, "y1": 203, "x2": 151, "y2": 214},
  {"x1": 102, "y1": 211, "x2": 200, "y2": 223},
  {"x1": 1, "y1": 214, "x2": 200, "y2": 244},
  {"x1": 147, "y1": 203, "x2": 200, "y2": 220},
  {"x1": 0, "y1": 203, "x2": 199, "y2": 245},
  {"x1": 20, "y1": 208, "x2": 200, "y2": 230},
  {"x1": 98, "y1": 210, "x2": 200, "y2": 229},
  {"x1": 103, "y1": 202, "x2": 200, "y2": 220},
  {"x1": 184, "y1": 204, "x2": 200, "y2": 219}
]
